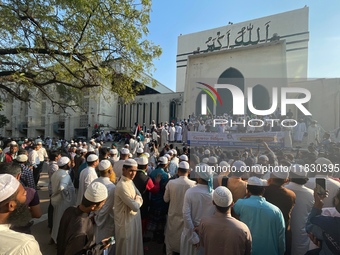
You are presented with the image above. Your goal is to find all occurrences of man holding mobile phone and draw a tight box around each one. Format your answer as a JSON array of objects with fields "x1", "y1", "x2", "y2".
[{"x1": 306, "y1": 189, "x2": 340, "y2": 254}]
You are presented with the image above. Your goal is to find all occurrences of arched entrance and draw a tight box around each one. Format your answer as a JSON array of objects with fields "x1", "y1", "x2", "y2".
[
  {"x1": 216, "y1": 68, "x2": 244, "y2": 116},
  {"x1": 250, "y1": 84, "x2": 270, "y2": 115}
]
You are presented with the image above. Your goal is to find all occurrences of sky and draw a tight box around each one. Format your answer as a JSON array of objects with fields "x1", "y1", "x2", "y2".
[{"x1": 147, "y1": 0, "x2": 340, "y2": 92}]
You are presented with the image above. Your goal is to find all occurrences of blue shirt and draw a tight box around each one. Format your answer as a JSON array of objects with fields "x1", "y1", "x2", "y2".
[{"x1": 234, "y1": 195, "x2": 285, "y2": 255}]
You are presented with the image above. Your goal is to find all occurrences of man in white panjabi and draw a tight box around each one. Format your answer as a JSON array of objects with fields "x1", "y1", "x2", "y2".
[
  {"x1": 168, "y1": 123, "x2": 176, "y2": 142},
  {"x1": 180, "y1": 164, "x2": 215, "y2": 255},
  {"x1": 76, "y1": 154, "x2": 99, "y2": 205},
  {"x1": 307, "y1": 120, "x2": 320, "y2": 146},
  {"x1": 293, "y1": 119, "x2": 306, "y2": 142},
  {"x1": 161, "y1": 126, "x2": 169, "y2": 146},
  {"x1": 114, "y1": 159, "x2": 143, "y2": 255},
  {"x1": 164, "y1": 161, "x2": 196, "y2": 255},
  {"x1": 50, "y1": 157, "x2": 76, "y2": 243},
  {"x1": 93, "y1": 160, "x2": 116, "y2": 255}
]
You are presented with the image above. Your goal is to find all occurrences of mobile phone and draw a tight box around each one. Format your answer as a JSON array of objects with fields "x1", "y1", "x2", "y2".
[{"x1": 315, "y1": 178, "x2": 326, "y2": 196}]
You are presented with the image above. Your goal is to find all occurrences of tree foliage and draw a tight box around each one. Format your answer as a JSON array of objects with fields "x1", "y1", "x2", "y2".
[
  {"x1": 0, "y1": 103, "x2": 10, "y2": 128},
  {"x1": 0, "y1": 0, "x2": 162, "y2": 110}
]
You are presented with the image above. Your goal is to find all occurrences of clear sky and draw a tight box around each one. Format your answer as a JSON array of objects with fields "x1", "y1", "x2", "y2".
[{"x1": 147, "y1": 0, "x2": 340, "y2": 92}]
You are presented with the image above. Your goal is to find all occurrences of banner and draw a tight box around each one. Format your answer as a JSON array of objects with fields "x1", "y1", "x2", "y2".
[{"x1": 187, "y1": 131, "x2": 285, "y2": 148}]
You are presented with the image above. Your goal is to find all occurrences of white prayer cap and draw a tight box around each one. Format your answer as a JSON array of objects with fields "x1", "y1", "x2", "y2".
[
  {"x1": 81, "y1": 148, "x2": 88, "y2": 153},
  {"x1": 232, "y1": 160, "x2": 246, "y2": 171},
  {"x1": 10, "y1": 141, "x2": 17, "y2": 145},
  {"x1": 247, "y1": 176, "x2": 267, "y2": 186},
  {"x1": 16, "y1": 154, "x2": 28, "y2": 163},
  {"x1": 208, "y1": 156, "x2": 218, "y2": 164},
  {"x1": 202, "y1": 158, "x2": 209, "y2": 164},
  {"x1": 71, "y1": 140, "x2": 74, "y2": 143},
  {"x1": 87, "y1": 154, "x2": 98, "y2": 162},
  {"x1": 0, "y1": 174, "x2": 20, "y2": 202},
  {"x1": 204, "y1": 149, "x2": 210, "y2": 155},
  {"x1": 143, "y1": 152, "x2": 150, "y2": 158},
  {"x1": 90, "y1": 139, "x2": 94, "y2": 142},
  {"x1": 167, "y1": 150, "x2": 174, "y2": 155},
  {"x1": 315, "y1": 157, "x2": 332, "y2": 165},
  {"x1": 84, "y1": 182, "x2": 108, "y2": 203},
  {"x1": 57, "y1": 156, "x2": 70, "y2": 167},
  {"x1": 164, "y1": 154, "x2": 171, "y2": 160},
  {"x1": 251, "y1": 164, "x2": 265, "y2": 175},
  {"x1": 219, "y1": 161, "x2": 229, "y2": 168},
  {"x1": 179, "y1": 155, "x2": 188, "y2": 161},
  {"x1": 88, "y1": 148, "x2": 95, "y2": 152},
  {"x1": 289, "y1": 164, "x2": 307, "y2": 177},
  {"x1": 74, "y1": 142, "x2": 78, "y2": 146},
  {"x1": 213, "y1": 186, "x2": 233, "y2": 207},
  {"x1": 83, "y1": 142, "x2": 86, "y2": 145},
  {"x1": 179, "y1": 161, "x2": 190, "y2": 170},
  {"x1": 98, "y1": 160, "x2": 111, "y2": 171},
  {"x1": 137, "y1": 157, "x2": 148, "y2": 165},
  {"x1": 96, "y1": 143, "x2": 101, "y2": 147},
  {"x1": 37, "y1": 141, "x2": 42, "y2": 145},
  {"x1": 124, "y1": 159, "x2": 138, "y2": 167},
  {"x1": 109, "y1": 149, "x2": 118, "y2": 155},
  {"x1": 121, "y1": 148, "x2": 130, "y2": 155},
  {"x1": 137, "y1": 148, "x2": 144, "y2": 154},
  {"x1": 259, "y1": 155, "x2": 269, "y2": 161},
  {"x1": 271, "y1": 166, "x2": 289, "y2": 179},
  {"x1": 158, "y1": 156, "x2": 168, "y2": 165},
  {"x1": 129, "y1": 153, "x2": 133, "y2": 158},
  {"x1": 172, "y1": 150, "x2": 177, "y2": 155}
]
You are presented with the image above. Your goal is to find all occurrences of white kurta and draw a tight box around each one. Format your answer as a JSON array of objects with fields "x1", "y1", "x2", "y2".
[
  {"x1": 50, "y1": 169, "x2": 76, "y2": 243},
  {"x1": 161, "y1": 128, "x2": 169, "y2": 146},
  {"x1": 180, "y1": 184, "x2": 215, "y2": 255},
  {"x1": 114, "y1": 176, "x2": 143, "y2": 255},
  {"x1": 169, "y1": 126, "x2": 176, "y2": 142},
  {"x1": 176, "y1": 126, "x2": 182, "y2": 141},
  {"x1": 307, "y1": 125, "x2": 320, "y2": 145},
  {"x1": 93, "y1": 177, "x2": 116, "y2": 255},
  {"x1": 93, "y1": 177, "x2": 116, "y2": 242},
  {"x1": 293, "y1": 122, "x2": 306, "y2": 142},
  {"x1": 284, "y1": 182, "x2": 314, "y2": 255},
  {"x1": 77, "y1": 166, "x2": 98, "y2": 205},
  {"x1": 0, "y1": 224, "x2": 42, "y2": 255},
  {"x1": 164, "y1": 176, "x2": 196, "y2": 254}
]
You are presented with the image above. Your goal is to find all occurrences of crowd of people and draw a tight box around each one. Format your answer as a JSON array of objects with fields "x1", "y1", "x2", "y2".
[{"x1": 0, "y1": 118, "x2": 340, "y2": 255}]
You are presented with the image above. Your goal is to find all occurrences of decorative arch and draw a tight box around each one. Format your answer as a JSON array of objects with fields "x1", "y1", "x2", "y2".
[
  {"x1": 216, "y1": 67, "x2": 244, "y2": 116},
  {"x1": 251, "y1": 84, "x2": 270, "y2": 112}
]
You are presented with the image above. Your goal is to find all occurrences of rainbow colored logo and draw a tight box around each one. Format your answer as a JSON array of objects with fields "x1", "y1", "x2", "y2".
[{"x1": 196, "y1": 82, "x2": 223, "y2": 106}]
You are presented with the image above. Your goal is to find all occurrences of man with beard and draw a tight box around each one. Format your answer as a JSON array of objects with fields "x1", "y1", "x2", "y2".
[{"x1": 0, "y1": 174, "x2": 42, "y2": 254}]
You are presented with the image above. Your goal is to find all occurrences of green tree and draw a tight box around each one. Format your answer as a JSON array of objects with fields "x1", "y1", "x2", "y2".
[{"x1": 0, "y1": 0, "x2": 162, "y2": 110}]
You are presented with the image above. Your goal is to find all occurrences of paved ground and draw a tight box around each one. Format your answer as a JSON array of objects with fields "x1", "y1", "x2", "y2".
[{"x1": 31, "y1": 166, "x2": 164, "y2": 255}]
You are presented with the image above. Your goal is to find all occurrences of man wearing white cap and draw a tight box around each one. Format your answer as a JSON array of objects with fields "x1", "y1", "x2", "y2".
[
  {"x1": 109, "y1": 148, "x2": 119, "y2": 166},
  {"x1": 0, "y1": 174, "x2": 42, "y2": 255},
  {"x1": 136, "y1": 147, "x2": 144, "y2": 157},
  {"x1": 77, "y1": 154, "x2": 99, "y2": 205},
  {"x1": 263, "y1": 166, "x2": 296, "y2": 255},
  {"x1": 181, "y1": 164, "x2": 215, "y2": 255},
  {"x1": 114, "y1": 159, "x2": 143, "y2": 255},
  {"x1": 28, "y1": 144, "x2": 40, "y2": 186},
  {"x1": 167, "y1": 150, "x2": 178, "y2": 177},
  {"x1": 50, "y1": 156, "x2": 76, "y2": 243},
  {"x1": 148, "y1": 156, "x2": 170, "y2": 242},
  {"x1": 133, "y1": 156, "x2": 161, "y2": 239},
  {"x1": 57, "y1": 182, "x2": 111, "y2": 255},
  {"x1": 285, "y1": 164, "x2": 314, "y2": 255},
  {"x1": 305, "y1": 157, "x2": 340, "y2": 207},
  {"x1": 92, "y1": 160, "x2": 116, "y2": 255},
  {"x1": 16, "y1": 153, "x2": 36, "y2": 189},
  {"x1": 234, "y1": 176, "x2": 285, "y2": 255},
  {"x1": 113, "y1": 148, "x2": 130, "y2": 180},
  {"x1": 199, "y1": 186, "x2": 252, "y2": 255},
  {"x1": 164, "y1": 161, "x2": 196, "y2": 255}
]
